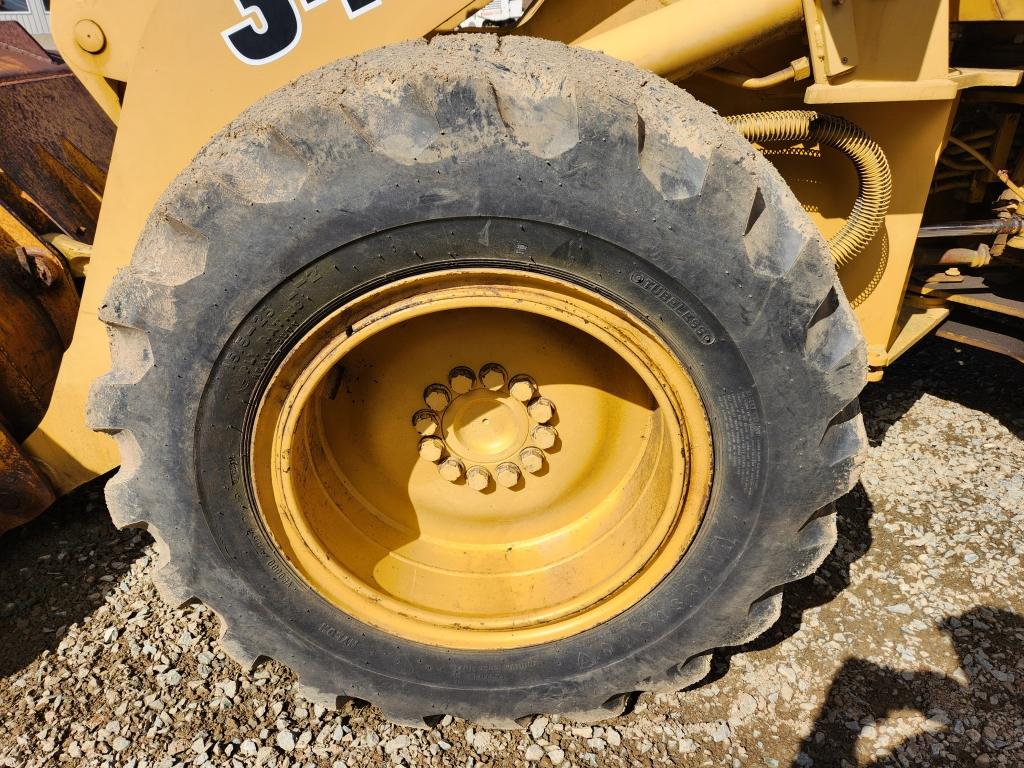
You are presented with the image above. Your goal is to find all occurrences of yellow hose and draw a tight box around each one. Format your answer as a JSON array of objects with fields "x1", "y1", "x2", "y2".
[{"x1": 726, "y1": 111, "x2": 893, "y2": 267}]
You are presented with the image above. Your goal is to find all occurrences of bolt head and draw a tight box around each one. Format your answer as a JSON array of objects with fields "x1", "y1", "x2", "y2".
[
  {"x1": 466, "y1": 466, "x2": 491, "y2": 492},
  {"x1": 448, "y1": 366, "x2": 476, "y2": 395},
  {"x1": 424, "y1": 384, "x2": 451, "y2": 412},
  {"x1": 418, "y1": 437, "x2": 445, "y2": 463},
  {"x1": 508, "y1": 375, "x2": 537, "y2": 402},
  {"x1": 412, "y1": 409, "x2": 440, "y2": 436},
  {"x1": 74, "y1": 19, "x2": 106, "y2": 54},
  {"x1": 527, "y1": 397, "x2": 555, "y2": 424},
  {"x1": 532, "y1": 425, "x2": 558, "y2": 450},
  {"x1": 495, "y1": 462, "x2": 521, "y2": 488},
  {"x1": 479, "y1": 363, "x2": 507, "y2": 391},
  {"x1": 438, "y1": 457, "x2": 464, "y2": 483},
  {"x1": 519, "y1": 448, "x2": 545, "y2": 474}
]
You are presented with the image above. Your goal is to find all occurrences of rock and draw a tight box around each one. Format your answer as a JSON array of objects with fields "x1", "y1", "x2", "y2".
[
  {"x1": 276, "y1": 731, "x2": 296, "y2": 752},
  {"x1": 730, "y1": 692, "x2": 758, "y2": 724},
  {"x1": 525, "y1": 744, "x2": 545, "y2": 761},
  {"x1": 471, "y1": 731, "x2": 492, "y2": 752},
  {"x1": 384, "y1": 735, "x2": 410, "y2": 755},
  {"x1": 547, "y1": 747, "x2": 565, "y2": 765},
  {"x1": 712, "y1": 722, "x2": 732, "y2": 743},
  {"x1": 529, "y1": 716, "x2": 549, "y2": 741}
]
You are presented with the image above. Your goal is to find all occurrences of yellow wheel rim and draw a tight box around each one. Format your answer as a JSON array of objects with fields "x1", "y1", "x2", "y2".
[{"x1": 251, "y1": 269, "x2": 713, "y2": 649}]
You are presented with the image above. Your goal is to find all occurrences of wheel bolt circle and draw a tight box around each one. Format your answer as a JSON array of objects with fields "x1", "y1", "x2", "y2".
[
  {"x1": 448, "y1": 366, "x2": 476, "y2": 395},
  {"x1": 424, "y1": 384, "x2": 451, "y2": 412},
  {"x1": 527, "y1": 397, "x2": 555, "y2": 424},
  {"x1": 496, "y1": 462, "x2": 521, "y2": 488},
  {"x1": 438, "y1": 457, "x2": 464, "y2": 483},
  {"x1": 519, "y1": 447, "x2": 545, "y2": 474},
  {"x1": 479, "y1": 363, "x2": 507, "y2": 391},
  {"x1": 466, "y1": 466, "x2": 491, "y2": 492},
  {"x1": 508, "y1": 375, "x2": 537, "y2": 403},
  {"x1": 416, "y1": 366, "x2": 558, "y2": 487},
  {"x1": 418, "y1": 436, "x2": 445, "y2": 463},
  {"x1": 532, "y1": 424, "x2": 558, "y2": 450}
]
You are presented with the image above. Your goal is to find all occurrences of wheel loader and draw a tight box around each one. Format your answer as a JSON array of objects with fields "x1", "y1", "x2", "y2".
[{"x1": 1, "y1": 0, "x2": 1022, "y2": 726}]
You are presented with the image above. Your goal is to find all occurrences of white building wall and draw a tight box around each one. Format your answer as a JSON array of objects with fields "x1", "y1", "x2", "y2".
[{"x1": 0, "y1": 0, "x2": 50, "y2": 36}]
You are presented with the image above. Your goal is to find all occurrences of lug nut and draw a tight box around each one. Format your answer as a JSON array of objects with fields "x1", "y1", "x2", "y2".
[
  {"x1": 532, "y1": 425, "x2": 558, "y2": 450},
  {"x1": 466, "y1": 466, "x2": 491, "y2": 492},
  {"x1": 423, "y1": 384, "x2": 452, "y2": 412},
  {"x1": 508, "y1": 375, "x2": 537, "y2": 403},
  {"x1": 496, "y1": 462, "x2": 522, "y2": 488},
  {"x1": 519, "y1": 447, "x2": 545, "y2": 474},
  {"x1": 479, "y1": 363, "x2": 507, "y2": 391},
  {"x1": 412, "y1": 409, "x2": 440, "y2": 436},
  {"x1": 527, "y1": 397, "x2": 555, "y2": 424},
  {"x1": 418, "y1": 436, "x2": 445, "y2": 463},
  {"x1": 448, "y1": 366, "x2": 476, "y2": 395},
  {"x1": 438, "y1": 457, "x2": 464, "y2": 483}
]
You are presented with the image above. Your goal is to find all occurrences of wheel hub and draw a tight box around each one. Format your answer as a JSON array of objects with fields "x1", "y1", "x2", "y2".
[{"x1": 414, "y1": 365, "x2": 557, "y2": 489}]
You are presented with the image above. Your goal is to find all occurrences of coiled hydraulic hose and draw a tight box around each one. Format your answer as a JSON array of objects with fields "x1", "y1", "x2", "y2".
[{"x1": 726, "y1": 111, "x2": 892, "y2": 267}]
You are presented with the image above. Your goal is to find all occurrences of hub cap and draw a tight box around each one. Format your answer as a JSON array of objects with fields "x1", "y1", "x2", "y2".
[{"x1": 251, "y1": 269, "x2": 713, "y2": 649}]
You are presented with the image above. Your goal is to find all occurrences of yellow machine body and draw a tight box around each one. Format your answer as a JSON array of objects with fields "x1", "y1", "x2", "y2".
[{"x1": 3, "y1": 0, "x2": 1022, "y2": 501}]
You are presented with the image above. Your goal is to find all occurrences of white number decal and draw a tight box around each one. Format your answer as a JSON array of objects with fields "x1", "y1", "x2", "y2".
[{"x1": 224, "y1": 0, "x2": 382, "y2": 65}]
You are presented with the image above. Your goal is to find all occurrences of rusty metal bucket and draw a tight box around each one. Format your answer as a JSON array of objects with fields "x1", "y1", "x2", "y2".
[{"x1": 0, "y1": 21, "x2": 114, "y2": 532}]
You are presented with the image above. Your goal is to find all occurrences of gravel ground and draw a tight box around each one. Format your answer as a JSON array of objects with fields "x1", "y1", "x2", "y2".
[{"x1": 1, "y1": 336, "x2": 1021, "y2": 768}]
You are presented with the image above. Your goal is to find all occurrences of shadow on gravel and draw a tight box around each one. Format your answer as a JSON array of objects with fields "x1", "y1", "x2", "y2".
[
  {"x1": 862, "y1": 336, "x2": 1023, "y2": 447},
  {"x1": 0, "y1": 475, "x2": 150, "y2": 678},
  {"x1": 793, "y1": 607, "x2": 1024, "y2": 768},
  {"x1": 699, "y1": 481, "x2": 876, "y2": 688}
]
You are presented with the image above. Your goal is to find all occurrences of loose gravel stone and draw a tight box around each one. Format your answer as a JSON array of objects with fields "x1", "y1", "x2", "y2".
[
  {"x1": 275, "y1": 730, "x2": 295, "y2": 752},
  {"x1": 529, "y1": 715, "x2": 548, "y2": 740},
  {"x1": 0, "y1": 339, "x2": 1020, "y2": 768}
]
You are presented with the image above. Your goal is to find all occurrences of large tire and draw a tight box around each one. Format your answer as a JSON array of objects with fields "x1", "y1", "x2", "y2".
[{"x1": 89, "y1": 36, "x2": 867, "y2": 725}]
